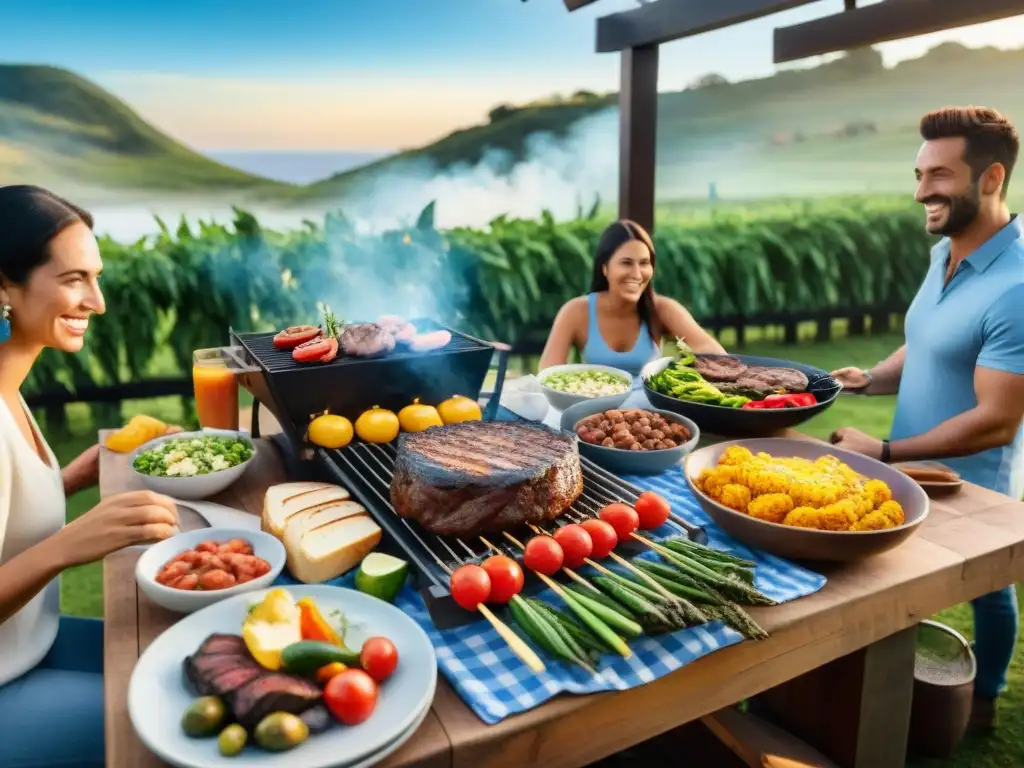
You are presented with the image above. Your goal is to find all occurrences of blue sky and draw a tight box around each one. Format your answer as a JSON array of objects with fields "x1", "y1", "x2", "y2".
[{"x1": 3, "y1": 0, "x2": 1024, "y2": 150}]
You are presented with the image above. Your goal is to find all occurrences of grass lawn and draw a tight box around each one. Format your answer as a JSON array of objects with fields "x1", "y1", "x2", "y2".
[{"x1": 39, "y1": 330, "x2": 1021, "y2": 766}]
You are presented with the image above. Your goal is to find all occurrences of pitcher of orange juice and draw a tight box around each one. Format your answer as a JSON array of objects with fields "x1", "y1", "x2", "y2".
[{"x1": 192, "y1": 348, "x2": 253, "y2": 430}]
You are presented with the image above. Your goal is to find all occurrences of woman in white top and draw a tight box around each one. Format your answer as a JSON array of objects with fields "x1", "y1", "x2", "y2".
[{"x1": 0, "y1": 186, "x2": 180, "y2": 767}]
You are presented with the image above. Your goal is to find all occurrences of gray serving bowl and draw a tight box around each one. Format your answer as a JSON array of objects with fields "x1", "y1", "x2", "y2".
[
  {"x1": 561, "y1": 401, "x2": 700, "y2": 475},
  {"x1": 641, "y1": 355, "x2": 841, "y2": 437},
  {"x1": 683, "y1": 437, "x2": 930, "y2": 562}
]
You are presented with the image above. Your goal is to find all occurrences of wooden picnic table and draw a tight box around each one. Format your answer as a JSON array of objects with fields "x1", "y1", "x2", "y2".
[{"x1": 100, "y1": 415, "x2": 1024, "y2": 768}]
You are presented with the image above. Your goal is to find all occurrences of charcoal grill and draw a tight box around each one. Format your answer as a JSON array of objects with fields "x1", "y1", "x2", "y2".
[
  {"x1": 218, "y1": 317, "x2": 705, "y2": 627},
  {"x1": 228, "y1": 318, "x2": 510, "y2": 446},
  {"x1": 318, "y1": 440, "x2": 707, "y2": 627}
]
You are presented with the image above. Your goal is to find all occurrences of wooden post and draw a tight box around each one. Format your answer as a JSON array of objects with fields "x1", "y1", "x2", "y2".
[
  {"x1": 754, "y1": 626, "x2": 918, "y2": 768},
  {"x1": 619, "y1": 44, "x2": 659, "y2": 232}
]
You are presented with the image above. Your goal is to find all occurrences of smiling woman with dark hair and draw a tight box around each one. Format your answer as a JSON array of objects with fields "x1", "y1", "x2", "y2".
[
  {"x1": 0, "y1": 185, "x2": 180, "y2": 766},
  {"x1": 539, "y1": 219, "x2": 725, "y2": 376}
]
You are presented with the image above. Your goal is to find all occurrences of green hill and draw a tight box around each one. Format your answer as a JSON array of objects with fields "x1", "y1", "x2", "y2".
[
  {"x1": 0, "y1": 65, "x2": 286, "y2": 193},
  {"x1": 302, "y1": 43, "x2": 1024, "y2": 204},
  {"x1": 4, "y1": 44, "x2": 1024, "y2": 205}
]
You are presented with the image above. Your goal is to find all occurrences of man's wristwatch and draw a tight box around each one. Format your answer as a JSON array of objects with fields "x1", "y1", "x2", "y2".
[{"x1": 881, "y1": 439, "x2": 891, "y2": 463}]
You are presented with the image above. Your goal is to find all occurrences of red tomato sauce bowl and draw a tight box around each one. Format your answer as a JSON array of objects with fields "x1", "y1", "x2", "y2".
[{"x1": 136, "y1": 527, "x2": 286, "y2": 614}]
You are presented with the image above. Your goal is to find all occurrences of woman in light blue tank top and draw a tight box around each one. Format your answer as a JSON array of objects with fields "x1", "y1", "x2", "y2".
[{"x1": 539, "y1": 220, "x2": 726, "y2": 377}]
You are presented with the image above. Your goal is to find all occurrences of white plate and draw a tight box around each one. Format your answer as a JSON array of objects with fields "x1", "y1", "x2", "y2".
[
  {"x1": 129, "y1": 585, "x2": 437, "y2": 768},
  {"x1": 345, "y1": 697, "x2": 432, "y2": 768}
]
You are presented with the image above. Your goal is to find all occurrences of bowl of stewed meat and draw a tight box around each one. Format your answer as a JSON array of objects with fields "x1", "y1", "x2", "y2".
[
  {"x1": 560, "y1": 402, "x2": 700, "y2": 475},
  {"x1": 136, "y1": 527, "x2": 286, "y2": 613}
]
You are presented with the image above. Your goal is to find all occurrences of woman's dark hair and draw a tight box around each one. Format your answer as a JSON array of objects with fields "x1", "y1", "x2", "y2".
[
  {"x1": 0, "y1": 185, "x2": 94, "y2": 285},
  {"x1": 589, "y1": 219, "x2": 660, "y2": 340}
]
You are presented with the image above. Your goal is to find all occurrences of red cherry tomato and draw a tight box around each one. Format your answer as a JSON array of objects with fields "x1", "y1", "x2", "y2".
[
  {"x1": 580, "y1": 519, "x2": 618, "y2": 558},
  {"x1": 293, "y1": 336, "x2": 333, "y2": 363},
  {"x1": 634, "y1": 491, "x2": 671, "y2": 530},
  {"x1": 323, "y1": 669, "x2": 378, "y2": 725},
  {"x1": 481, "y1": 555, "x2": 525, "y2": 604},
  {"x1": 359, "y1": 636, "x2": 399, "y2": 682},
  {"x1": 273, "y1": 325, "x2": 321, "y2": 349},
  {"x1": 522, "y1": 535, "x2": 564, "y2": 575},
  {"x1": 552, "y1": 524, "x2": 593, "y2": 569},
  {"x1": 317, "y1": 337, "x2": 339, "y2": 363},
  {"x1": 449, "y1": 564, "x2": 491, "y2": 610},
  {"x1": 599, "y1": 503, "x2": 640, "y2": 541}
]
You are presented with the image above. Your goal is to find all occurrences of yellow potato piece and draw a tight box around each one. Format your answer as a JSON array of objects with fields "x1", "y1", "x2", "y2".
[{"x1": 104, "y1": 414, "x2": 168, "y2": 453}]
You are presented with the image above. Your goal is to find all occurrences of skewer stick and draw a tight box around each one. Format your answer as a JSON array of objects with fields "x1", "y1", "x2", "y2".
[
  {"x1": 454, "y1": 541, "x2": 545, "y2": 673},
  {"x1": 528, "y1": 521, "x2": 670, "y2": 597},
  {"x1": 476, "y1": 604, "x2": 546, "y2": 674},
  {"x1": 514, "y1": 528, "x2": 601, "y2": 590},
  {"x1": 482, "y1": 536, "x2": 599, "y2": 673},
  {"x1": 592, "y1": 551, "x2": 682, "y2": 603},
  {"x1": 631, "y1": 532, "x2": 680, "y2": 563}
]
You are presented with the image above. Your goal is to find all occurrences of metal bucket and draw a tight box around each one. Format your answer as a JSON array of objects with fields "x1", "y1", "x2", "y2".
[{"x1": 908, "y1": 620, "x2": 977, "y2": 759}]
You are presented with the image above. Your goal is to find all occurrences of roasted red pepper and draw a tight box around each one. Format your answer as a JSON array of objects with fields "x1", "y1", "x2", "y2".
[
  {"x1": 762, "y1": 393, "x2": 816, "y2": 409},
  {"x1": 742, "y1": 400, "x2": 768, "y2": 410},
  {"x1": 298, "y1": 597, "x2": 342, "y2": 645}
]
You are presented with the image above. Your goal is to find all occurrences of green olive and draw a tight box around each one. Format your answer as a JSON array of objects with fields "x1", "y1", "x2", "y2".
[
  {"x1": 181, "y1": 696, "x2": 227, "y2": 738},
  {"x1": 254, "y1": 712, "x2": 309, "y2": 752},
  {"x1": 218, "y1": 724, "x2": 248, "y2": 757}
]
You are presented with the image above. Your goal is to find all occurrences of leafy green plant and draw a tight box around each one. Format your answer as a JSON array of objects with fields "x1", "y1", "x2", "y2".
[{"x1": 22, "y1": 198, "x2": 932, "y2": 404}]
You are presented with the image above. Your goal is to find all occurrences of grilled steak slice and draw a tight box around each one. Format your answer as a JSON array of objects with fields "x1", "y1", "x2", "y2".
[
  {"x1": 208, "y1": 665, "x2": 264, "y2": 697},
  {"x1": 390, "y1": 421, "x2": 583, "y2": 537},
  {"x1": 195, "y1": 633, "x2": 248, "y2": 656},
  {"x1": 694, "y1": 356, "x2": 748, "y2": 382},
  {"x1": 229, "y1": 674, "x2": 322, "y2": 730},
  {"x1": 721, "y1": 366, "x2": 809, "y2": 397},
  {"x1": 184, "y1": 634, "x2": 322, "y2": 727},
  {"x1": 746, "y1": 366, "x2": 808, "y2": 392},
  {"x1": 339, "y1": 323, "x2": 396, "y2": 357},
  {"x1": 184, "y1": 642, "x2": 261, "y2": 695}
]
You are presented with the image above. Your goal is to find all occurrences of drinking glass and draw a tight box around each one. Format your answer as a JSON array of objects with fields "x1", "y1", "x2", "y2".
[{"x1": 193, "y1": 349, "x2": 240, "y2": 430}]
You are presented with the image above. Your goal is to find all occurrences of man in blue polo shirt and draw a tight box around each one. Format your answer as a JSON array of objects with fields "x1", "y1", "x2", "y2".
[{"x1": 831, "y1": 106, "x2": 1024, "y2": 732}]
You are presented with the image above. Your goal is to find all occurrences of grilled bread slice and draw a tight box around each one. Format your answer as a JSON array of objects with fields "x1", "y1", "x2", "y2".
[
  {"x1": 261, "y1": 482, "x2": 350, "y2": 538},
  {"x1": 283, "y1": 501, "x2": 381, "y2": 584}
]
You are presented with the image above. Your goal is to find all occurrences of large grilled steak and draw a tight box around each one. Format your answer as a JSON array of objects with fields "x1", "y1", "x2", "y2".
[
  {"x1": 183, "y1": 633, "x2": 321, "y2": 730},
  {"x1": 389, "y1": 421, "x2": 583, "y2": 537}
]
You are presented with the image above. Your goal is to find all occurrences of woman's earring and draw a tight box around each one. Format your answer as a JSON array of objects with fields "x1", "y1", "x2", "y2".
[{"x1": 0, "y1": 305, "x2": 10, "y2": 343}]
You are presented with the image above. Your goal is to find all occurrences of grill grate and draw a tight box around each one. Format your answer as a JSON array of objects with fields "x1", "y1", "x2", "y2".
[
  {"x1": 319, "y1": 442, "x2": 706, "y2": 594},
  {"x1": 234, "y1": 319, "x2": 488, "y2": 375}
]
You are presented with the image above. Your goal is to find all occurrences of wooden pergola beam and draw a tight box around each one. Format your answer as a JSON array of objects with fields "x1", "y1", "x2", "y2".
[
  {"x1": 618, "y1": 45, "x2": 659, "y2": 232},
  {"x1": 774, "y1": 0, "x2": 1024, "y2": 62},
  {"x1": 595, "y1": 0, "x2": 822, "y2": 53}
]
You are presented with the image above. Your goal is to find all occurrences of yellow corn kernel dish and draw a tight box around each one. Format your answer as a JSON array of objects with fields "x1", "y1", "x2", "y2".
[{"x1": 698, "y1": 448, "x2": 903, "y2": 532}]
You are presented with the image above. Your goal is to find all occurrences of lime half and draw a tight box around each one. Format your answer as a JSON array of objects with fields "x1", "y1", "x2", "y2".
[{"x1": 355, "y1": 552, "x2": 409, "y2": 603}]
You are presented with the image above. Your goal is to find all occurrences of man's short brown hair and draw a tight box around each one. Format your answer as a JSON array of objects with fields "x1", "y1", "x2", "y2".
[{"x1": 920, "y1": 106, "x2": 1019, "y2": 198}]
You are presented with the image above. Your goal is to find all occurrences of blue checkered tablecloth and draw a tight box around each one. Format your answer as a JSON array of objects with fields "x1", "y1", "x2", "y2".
[{"x1": 275, "y1": 459, "x2": 825, "y2": 725}]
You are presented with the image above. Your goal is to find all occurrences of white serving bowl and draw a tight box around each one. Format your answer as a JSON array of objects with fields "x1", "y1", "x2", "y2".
[
  {"x1": 135, "y1": 527, "x2": 286, "y2": 613},
  {"x1": 536, "y1": 363, "x2": 633, "y2": 412},
  {"x1": 128, "y1": 429, "x2": 255, "y2": 501}
]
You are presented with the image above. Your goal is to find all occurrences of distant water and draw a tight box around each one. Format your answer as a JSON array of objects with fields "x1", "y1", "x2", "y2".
[{"x1": 207, "y1": 150, "x2": 390, "y2": 184}]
